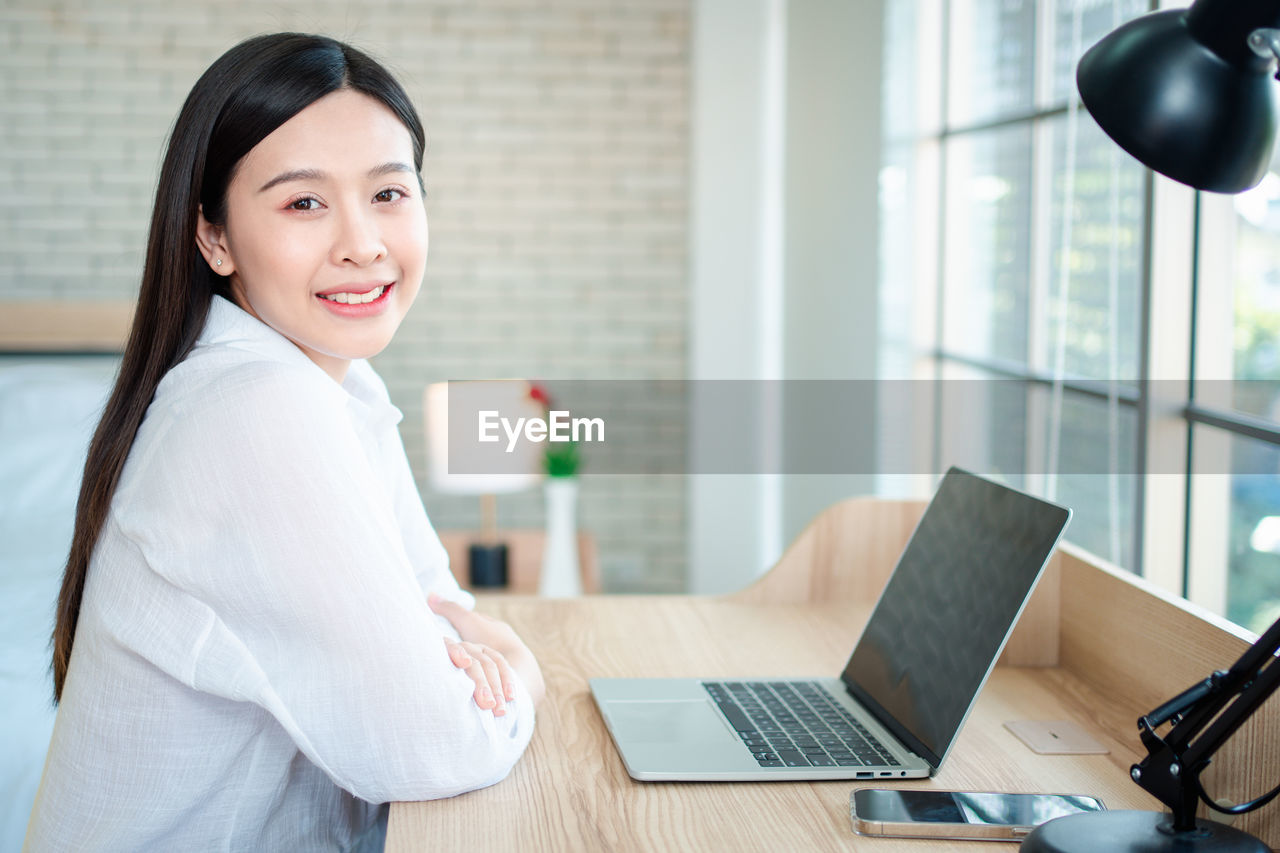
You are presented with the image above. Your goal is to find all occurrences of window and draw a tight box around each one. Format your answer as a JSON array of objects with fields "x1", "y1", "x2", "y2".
[
  {"x1": 1190, "y1": 188, "x2": 1280, "y2": 632},
  {"x1": 881, "y1": 0, "x2": 1280, "y2": 634}
]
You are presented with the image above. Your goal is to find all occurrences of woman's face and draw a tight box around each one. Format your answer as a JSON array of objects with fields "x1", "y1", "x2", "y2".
[{"x1": 197, "y1": 89, "x2": 427, "y2": 382}]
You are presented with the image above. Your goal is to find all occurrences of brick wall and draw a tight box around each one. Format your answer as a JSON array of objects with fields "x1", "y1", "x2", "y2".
[{"x1": 1, "y1": 0, "x2": 690, "y2": 592}]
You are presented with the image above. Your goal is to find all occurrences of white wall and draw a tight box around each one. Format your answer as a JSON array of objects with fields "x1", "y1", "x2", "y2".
[
  {"x1": 779, "y1": 0, "x2": 883, "y2": 545},
  {"x1": 689, "y1": 0, "x2": 883, "y2": 593},
  {"x1": 687, "y1": 0, "x2": 784, "y2": 593}
]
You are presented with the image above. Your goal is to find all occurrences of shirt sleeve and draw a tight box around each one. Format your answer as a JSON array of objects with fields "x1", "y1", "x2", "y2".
[
  {"x1": 344, "y1": 359, "x2": 469, "y2": 603},
  {"x1": 383, "y1": 417, "x2": 472, "y2": 603},
  {"x1": 108, "y1": 361, "x2": 534, "y2": 804}
]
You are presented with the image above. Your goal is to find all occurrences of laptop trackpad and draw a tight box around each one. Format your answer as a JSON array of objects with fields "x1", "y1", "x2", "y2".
[{"x1": 606, "y1": 700, "x2": 735, "y2": 746}]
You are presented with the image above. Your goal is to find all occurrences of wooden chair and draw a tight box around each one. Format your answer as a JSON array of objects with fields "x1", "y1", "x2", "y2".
[
  {"x1": 730, "y1": 496, "x2": 1061, "y2": 666},
  {"x1": 732, "y1": 497, "x2": 927, "y2": 606}
]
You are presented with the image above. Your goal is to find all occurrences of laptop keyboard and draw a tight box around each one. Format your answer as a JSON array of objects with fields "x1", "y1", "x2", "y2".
[{"x1": 702, "y1": 680, "x2": 902, "y2": 769}]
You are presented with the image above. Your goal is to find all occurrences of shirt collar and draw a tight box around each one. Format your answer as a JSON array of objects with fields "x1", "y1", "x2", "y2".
[{"x1": 198, "y1": 296, "x2": 403, "y2": 432}]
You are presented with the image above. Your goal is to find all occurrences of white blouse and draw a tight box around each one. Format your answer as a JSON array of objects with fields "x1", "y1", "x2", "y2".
[{"x1": 25, "y1": 296, "x2": 535, "y2": 852}]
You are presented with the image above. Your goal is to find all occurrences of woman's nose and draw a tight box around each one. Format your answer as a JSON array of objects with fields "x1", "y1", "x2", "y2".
[{"x1": 331, "y1": 207, "x2": 386, "y2": 267}]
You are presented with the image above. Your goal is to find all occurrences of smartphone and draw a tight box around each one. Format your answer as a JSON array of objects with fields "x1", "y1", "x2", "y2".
[{"x1": 849, "y1": 788, "x2": 1106, "y2": 841}]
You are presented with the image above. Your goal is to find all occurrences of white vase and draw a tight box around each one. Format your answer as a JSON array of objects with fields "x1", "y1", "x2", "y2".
[{"x1": 540, "y1": 478, "x2": 582, "y2": 597}]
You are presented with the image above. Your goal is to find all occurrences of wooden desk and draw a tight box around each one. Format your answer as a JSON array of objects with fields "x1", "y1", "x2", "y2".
[{"x1": 389, "y1": 499, "x2": 1280, "y2": 851}]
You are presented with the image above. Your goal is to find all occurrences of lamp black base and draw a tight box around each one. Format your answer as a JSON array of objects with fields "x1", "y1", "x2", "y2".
[
  {"x1": 467, "y1": 543, "x2": 508, "y2": 588},
  {"x1": 1021, "y1": 810, "x2": 1268, "y2": 852}
]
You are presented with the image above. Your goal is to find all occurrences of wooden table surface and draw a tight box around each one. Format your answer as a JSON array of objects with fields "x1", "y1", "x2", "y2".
[{"x1": 387, "y1": 595, "x2": 1155, "y2": 852}]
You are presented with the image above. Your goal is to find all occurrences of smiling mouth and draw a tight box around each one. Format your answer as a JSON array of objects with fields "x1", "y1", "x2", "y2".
[{"x1": 318, "y1": 284, "x2": 391, "y2": 305}]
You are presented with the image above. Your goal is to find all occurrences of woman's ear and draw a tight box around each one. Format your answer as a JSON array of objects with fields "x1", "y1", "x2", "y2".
[{"x1": 194, "y1": 206, "x2": 235, "y2": 276}]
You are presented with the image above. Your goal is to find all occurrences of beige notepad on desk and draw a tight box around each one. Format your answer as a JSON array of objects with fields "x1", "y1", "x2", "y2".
[{"x1": 1004, "y1": 720, "x2": 1109, "y2": 755}]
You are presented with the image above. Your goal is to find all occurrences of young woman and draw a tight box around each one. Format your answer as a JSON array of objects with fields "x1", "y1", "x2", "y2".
[{"x1": 25, "y1": 33, "x2": 544, "y2": 852}]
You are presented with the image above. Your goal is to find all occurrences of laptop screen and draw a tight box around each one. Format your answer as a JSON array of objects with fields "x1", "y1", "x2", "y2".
[{"x1": 839, "y1": 468, "x2": 1070, "y2": 769}]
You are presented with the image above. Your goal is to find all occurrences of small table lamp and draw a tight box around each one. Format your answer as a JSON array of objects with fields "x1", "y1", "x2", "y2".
[{"x1": 424, "y1": 380, "x2": 544, "y2": 588}]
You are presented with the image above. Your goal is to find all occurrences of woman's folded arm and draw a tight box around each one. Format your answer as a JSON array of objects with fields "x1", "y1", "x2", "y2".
[{"x1": 110, "y1": 363, "x2": 537, "y2": 802}]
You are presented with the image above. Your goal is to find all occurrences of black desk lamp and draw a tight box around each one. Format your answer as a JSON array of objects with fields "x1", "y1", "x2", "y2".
[
  {"x1": 1075, "y1": 0, "x2": 1280, "y2": 194},
  {"x1": 1024, "y1": 2, "x2": 1280, "y2": 851}
]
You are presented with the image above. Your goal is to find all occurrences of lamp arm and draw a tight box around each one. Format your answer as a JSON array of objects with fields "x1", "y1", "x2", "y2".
[
  {"x1": 1130, "y1": 615, "x2": 1280, "y2": 829},
  {"x1": 1140, "y1": 672, "x2": 1227, "y2": 730},
  {"x1": 1179, "y1": 625, "x2": 1280, "y2": 776},
  {"x1": 1189, "y1": 656, "x2": 1280, "y2": 816}
]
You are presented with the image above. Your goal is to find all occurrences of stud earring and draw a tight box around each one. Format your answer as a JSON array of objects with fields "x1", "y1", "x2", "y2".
[{"x1": 216, "y1": 259, "x2": 223, "y2": 267}]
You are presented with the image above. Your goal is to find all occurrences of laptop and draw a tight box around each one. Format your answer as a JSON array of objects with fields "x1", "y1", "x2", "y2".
[{"x1": 590, "y1": 467, "x2": 1071, "y2": 781}]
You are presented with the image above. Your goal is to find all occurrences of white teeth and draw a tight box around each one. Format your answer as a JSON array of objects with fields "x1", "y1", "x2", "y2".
[{"x1": 321, "y1": 285, "x2": 386, "y2": 305}]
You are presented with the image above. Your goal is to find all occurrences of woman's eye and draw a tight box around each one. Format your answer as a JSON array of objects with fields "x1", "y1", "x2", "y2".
[
  {"x1": 288, "y1": 197, "x2": 320, "y2": 211},
  {"x1": 374, "y1": 188, "x2": 405, "y2": 203}
]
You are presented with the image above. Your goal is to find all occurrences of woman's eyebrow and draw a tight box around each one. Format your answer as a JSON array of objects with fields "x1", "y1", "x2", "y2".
[
  {"x1": 258, "y1": 168, "x2": 325, "y2": 193},
  {"x1": 257, "y1": 162, "x2": 416, "y2": 193},
  {"x1": 368, "y1": 161, "x2": 415, "y2": 179}
]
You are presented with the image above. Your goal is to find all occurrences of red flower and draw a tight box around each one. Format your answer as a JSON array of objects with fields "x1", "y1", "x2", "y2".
[{"x1": 528, "y1": 382, "x2": 550, "y2": 406}]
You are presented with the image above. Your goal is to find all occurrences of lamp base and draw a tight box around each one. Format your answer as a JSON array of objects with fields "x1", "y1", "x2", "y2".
[
  {"x1": 467, "y1": 543, "x2": 508, "y2": 588},
  {"x1": 1021, "y1": 810, "x2": 1268, "y2": 853}
]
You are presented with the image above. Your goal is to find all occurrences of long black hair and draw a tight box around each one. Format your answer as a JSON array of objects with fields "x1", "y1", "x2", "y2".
[{"x1": 53, "y1": 33, "x2": 426, "y2": 702}]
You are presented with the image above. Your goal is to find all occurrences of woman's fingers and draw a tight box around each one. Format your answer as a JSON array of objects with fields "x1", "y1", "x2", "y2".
[
  {"x1": 463, "y1": 655, "x2": 496, "y2": 710},
  {"x1": 431, "y1": 595, "x2": 525, "y2": 713},
  {"x1": 442, "y1": 639, "x2": 509, "y2": 716},
  {"x1": 445, "y1": 640, "x2": 472, "y2": 669},
  {"x1": 472, "y1": 647, "x2": 507, "y2": 716},
  {"x1": 494, "y1": 649, "x2": 517, "y2": 702}
]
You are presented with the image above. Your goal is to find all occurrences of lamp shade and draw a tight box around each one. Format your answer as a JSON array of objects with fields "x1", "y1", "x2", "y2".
[
  {"x1": 424, "y1": 380, "x2": 545, "y2": 495},
  {"x1": 1076, "y1": 0, "x2": 1280, "y2": 193}
]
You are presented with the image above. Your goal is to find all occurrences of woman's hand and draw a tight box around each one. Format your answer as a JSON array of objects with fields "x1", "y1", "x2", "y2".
[
  {"x1": 429, "y1": 594, "x2": 546, "y2": 712},
  {"x1": 442, "y1": 637, "x2": 516, "y2": 716}
]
